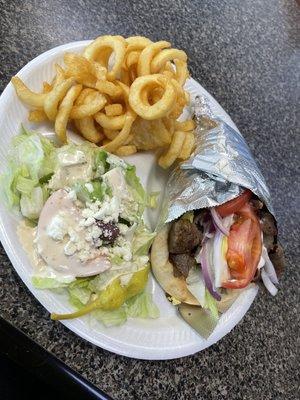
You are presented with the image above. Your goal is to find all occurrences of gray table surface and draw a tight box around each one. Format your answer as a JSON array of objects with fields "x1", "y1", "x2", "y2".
[{"x1": 0, "y1": 0, "x2": 299, "y2": 399}]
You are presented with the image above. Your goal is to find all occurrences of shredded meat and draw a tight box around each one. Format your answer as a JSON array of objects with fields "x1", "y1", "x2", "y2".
[
  {"x1": 168, "y1": 219, "x2": 202, "y2": 254},
  {"x1": 260, "y1": 212, "x2": 277, "y2": 236},
  {"x1": 269, "y1": 244, "x2": 285, "y2": 276},
  {"x1": 250, "y1": 199, "x2": 264, "y2": 211},
  {"x1": 263, "y1": 234, "x2": 275, "y2": 252},
  {"x1": 169, "y1": 253, "x2": 196, "y2": 278}
]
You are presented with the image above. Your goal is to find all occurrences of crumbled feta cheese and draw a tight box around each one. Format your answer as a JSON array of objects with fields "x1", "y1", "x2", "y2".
[
  {"x1": 111, "y1": 241, "x2": 132, "y2": 261},
  {"x1": 80, "y1": 196, "x2": 119, "y2": 226},
  {"x1": 82, "y1": 208, "x2": 94, "y2": 219},
  {"x1": 85, "y1": 183, "x2": 94, "y2": 193},
  {"x1": 83, "y1": 217, "x2": 95, "y2": 227},
  {"x1": 85, "y1": 231, "x2": 93, "y2": 242},
  {"x1": 46, "y1": 213, "x2": 68, "y2": 241},
  {"x1": 64, "y1": 241, "x2": 77, "y2": 256},
  {"x1": 91, "y1": 225, "x2": 102, "y2": 239},
  {"x1": 93, "y1": 238, "x2": 103, "y2": 248},
  {"x1": 93, "y1": 196, "x2": 120, "y2": 223}
]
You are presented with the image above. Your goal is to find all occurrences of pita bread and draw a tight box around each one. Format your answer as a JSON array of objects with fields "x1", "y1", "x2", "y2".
[{"x1": 150, "y1": 224, "x2": 200, "y2": 305}]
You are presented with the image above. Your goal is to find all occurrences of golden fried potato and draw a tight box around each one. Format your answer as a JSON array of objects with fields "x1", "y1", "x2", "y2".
[
  {"x1": 55, "y1": 84, "x2": 82, "y2": 143},
  {"x1": 115, "y1": 145, "x2": 137, "y2": 156},
  {"x1": 151, "y1": 49, "x2": 187, "y2": 73},
  {"x1": 105, "y1": 103, "x2": 123, "y2": 117},
  {"x1": 162, "y1": 116, "x2": 175, "y2": 137},
  {"x1": 125, "y1": 36, "x2": 153, "y2": 49},
  {"x1": 103, "y1": 128, "x2": 118, "y2": 140},
  {"x1": 11, "y1": 76, "x2": 47, "y2": 109},
  {"x1": 74, "y1": 89, "x2": 104, "y2": 144},
  {"x1": 44, "y1": 78, "x2": 75, "y2": 120},
  {"x1": 158, "y1": 130, "x2": 186, "y2": 169},
  {"x1": 64, "y1": 53, "x2": 97, "y2": 88},
  {"x1": 53, "y1": 64, "x2": 66, "y2": 86},
  {"x1": 175, "y1": 119, "x2": 195, "y2": 132},
  {"x1": 28, "y1": 109, "x2": 48, "y2": 122},
  {"x1": 95, "y1": 80, "x2": 122, "y2": 98},
  {"x1": 42, "y1": 82, "x2": 53, "y2": 93},
  {"x1": 174, "y1": 59, "x2": 189, "y2": 86},
  {"x1": 101, "y1": 114, "x2": 135, "y2": 152},
  {"x1": 130, "y1": 117, "x2": 171, "y2": 150},
  {"x1": 70, "y1": 91, "x2": 106, "y2": 119},
  {"x1": 12, "y1": 35, "x2": 192, "y2": 167},
  {"x1": 129, "y1": 74, "x2": 176, "y2": 120},
  {"x1": 120, "y1": 68, "x2": 131, "y2": 86},
  {"x1": 137, "y1": 41, "x2": 171, "y2": 76},
  {"x1": 178, "y1": 131, "x2": 195, "y2": 160},
  {"x1": 84, "y1": 35, "x2": 126, "y2": 81},
  {"x1": 125, "y1": 51, "x2": 140, "y2": 69},
  {"x1": 94, "y1": 113, "x2": 126, "y2": 130}
]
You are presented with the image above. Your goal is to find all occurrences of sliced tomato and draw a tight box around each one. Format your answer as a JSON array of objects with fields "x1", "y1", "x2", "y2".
[
  {"x1": 215, "y1": 189, "x2": 252, "y2": 217},
  {"x1": 222, "y1": 203, "x2": 262, "y2": 289}
]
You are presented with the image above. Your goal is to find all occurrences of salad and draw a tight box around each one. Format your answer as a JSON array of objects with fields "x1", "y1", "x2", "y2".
[{"x1": 1, "y1": 126, "x2": 159, "y2": 326}]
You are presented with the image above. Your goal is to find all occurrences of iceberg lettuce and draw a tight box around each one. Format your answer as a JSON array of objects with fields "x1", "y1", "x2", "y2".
[
  {"x1": 68, "y1": 278, "x2": 93, "y2": 309},
  {"x1": 126, "y1": 291, "x2": 160, "y2": 319},
  {"x1": 125, "y1": 165, "x2": 147, "y2": 215},
  {"x1": 132, "y1": 225, "x2": 156, "y2": 256},
  {"x1": 93, "y1": 291, "x2": 159, "y2": 327},
  {"x1": 0, "y1": 127, "x2": 56, "y2": 217},
  {"x1": 32, "y1": 274, "x2": 75, "y2": 289},
  {"x1": 93, "y1": 307, "x2": 127, "y2": 327}
]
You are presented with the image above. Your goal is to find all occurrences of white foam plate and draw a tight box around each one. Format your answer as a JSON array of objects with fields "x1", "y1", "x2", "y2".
[{"x1": 0, "y1": 41, "x2": 258, "y2": 359}]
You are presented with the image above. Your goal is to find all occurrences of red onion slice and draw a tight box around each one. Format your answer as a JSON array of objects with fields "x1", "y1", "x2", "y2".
[
  {"x1": 211, "y1": 208, "x2": 230, "y2": 236},
  {"x1": 200, "y1": 242, "x2": 221, "y2": 301}
]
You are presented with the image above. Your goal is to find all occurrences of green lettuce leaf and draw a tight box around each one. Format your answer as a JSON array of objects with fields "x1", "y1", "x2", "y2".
[
  {"x1": 74, "y1": 180, "x2": 106, "y2": 203},
  {"x1": 32, "y1": 274, "x2": 75, "y2": 289},
  {"x1": 20, "y1": 186, "x2": 44, "y2": 220},
  {"x1": 126, "y1": 291, "x2": 160, "y2": 319},
  {"x1": 205, "y1": 289, "x2": 219, "y2": 320},
  {"x1": 0, "y1": 128, "x2": 56, "y2": 216},
  {"x1": 132, "y1": 225, "x2": 156, "y2": 256},
  {"x1": 110, "y1": 255, "x2": 124, "y2": 265},
  {"x1": 92, "y1": 290, "x2": 159, "y2": 327},
  {"x1": 68, "y1": 279, "x2": 92, "y2": 309},
  {"x1": 92, "y1": 307, "x2": 127, "y2": 327},
  {"x1": 125, "y1": 165, "x2": 147, "y2": 214},
  {"x1": 94, "y1": 149, "x2": 109, "y2": 174}
]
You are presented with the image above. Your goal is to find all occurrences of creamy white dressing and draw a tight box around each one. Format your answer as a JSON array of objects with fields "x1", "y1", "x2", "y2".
[
  {"x1": 17, "y1": 221, "x2": 46, "y2": 273},
  {"x1": 48, "y1": 162, "x2": 93, "y2": 190},
  {"x1": 103, "y1": 167, "x2": 130, "y2": 201},
  {"x1": 35, "y1": 189, "x2": 111, "y2": 277}
]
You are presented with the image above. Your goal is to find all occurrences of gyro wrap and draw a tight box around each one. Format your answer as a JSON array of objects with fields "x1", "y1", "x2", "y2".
[{"x1": 159, "y1": 95, "x2": 274, "y2": 227}]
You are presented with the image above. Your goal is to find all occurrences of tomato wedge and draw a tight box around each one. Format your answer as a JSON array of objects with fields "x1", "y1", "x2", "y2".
[
  {"x1": 222, "y1": 202, "x2": 262, "y2": 289},
  {"x1": 216, "y1": 189, "x2": 252, "y2": 217}
]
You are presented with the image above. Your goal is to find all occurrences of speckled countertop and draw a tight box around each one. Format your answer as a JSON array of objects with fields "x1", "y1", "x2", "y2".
[{"x1": 0, "y1": 0, "x2": 299, "y2": 399}]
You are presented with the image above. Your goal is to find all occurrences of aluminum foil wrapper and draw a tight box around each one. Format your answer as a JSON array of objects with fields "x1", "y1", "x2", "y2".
[{"x1": 159, "y1": 95, "x2": 273, "y2": 226}]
